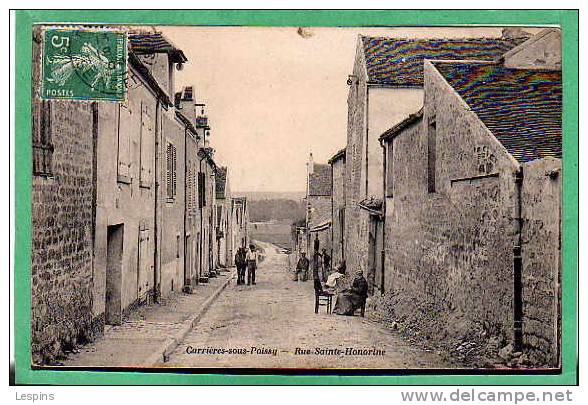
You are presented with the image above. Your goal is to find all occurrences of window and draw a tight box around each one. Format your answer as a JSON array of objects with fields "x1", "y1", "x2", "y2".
[
  {"x1": 32, "y1": 100, "x2": 53, "y2": 176},
  {"x1": 198, "y1": 171, "x2": 206, "y2": 208},
  {"x1": 139, "y1": 102, "x2": 153, "y2": 188},
  {"x1": 117, "y1": 103, "x2": 132, "y2": 183},
  {"x1": 166, "y1": 142, "x2": 177, "y2": 200},
  {"x1": 186, "y1": 164, "x2": 192, "y2": 211},
  {"x1": 386, "y1": 140, "x2": 394, "y2": 197},
  {"x1": 427, "y1": 118, "x2": 437, "y2": 193}
]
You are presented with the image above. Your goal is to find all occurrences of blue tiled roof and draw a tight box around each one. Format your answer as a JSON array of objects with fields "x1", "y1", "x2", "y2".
[
  {"x1": 434, "y1": 62, "x2": 561, "y2": 163},
  {"x1": 362, "y1": 36, "x2": 525, "y2": 86}
]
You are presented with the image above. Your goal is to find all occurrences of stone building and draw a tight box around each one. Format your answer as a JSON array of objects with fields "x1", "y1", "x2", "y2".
[
  {"x1": 343, "y1": 33, "x2": 527, "y2": 292},
  {"x1": 93, "y1": 32, "x2": 187, "y2": 330},
  {"x1": 230, "y1": 196, "x2": 249, "y2": 254},
  {"x1": 379, "y1": 53, "x2": 561, "y2": 366},
  {"x1": 175, "y1": 86, "x2": 203, "y2": 292},
  {"x1": 30, "y1": 29, "x2": 246, "y2": 364},
  {"x1": 328, "y1": 148, "x2": 346, "y2": 267},
  {"x1": 30, "y1": 27, "x2": 99, "y2": 364},
  {"x1": 198, "y1": 147, "x2": 218, "y2": 279},
  {"x1": 215, "y1": 166, "x2": 232, "y2": 267},
  {"x1": 305, "y1": 153, "x2": 332, "y2": 256}
]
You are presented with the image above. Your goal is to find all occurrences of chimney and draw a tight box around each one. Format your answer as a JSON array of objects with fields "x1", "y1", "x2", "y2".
[
  {"x1": 308, "y1": 152, "x2": 314, "y2": 175},
  {"x1": 502, "y1": 27, "x2": 531, "y2": 40}
]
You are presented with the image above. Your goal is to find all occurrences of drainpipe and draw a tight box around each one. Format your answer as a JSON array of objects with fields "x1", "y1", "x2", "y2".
[
  {"x1": 380, "y1": 136, "x2": 386, "y2": 295},
  {"x1": 183, "y1": 127, "x2": 189, "y2": 291},
  {"x1": 513, "y1": 167, "x2": 524, "y2": 351},
  {"x1": 153, "y1": 99, "x2": 161, "y2": 303}
]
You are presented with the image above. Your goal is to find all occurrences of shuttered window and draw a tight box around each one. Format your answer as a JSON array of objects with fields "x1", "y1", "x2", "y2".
[
  {"x1": 186, "y1": 163, "x2": 192, "y2": 212},
  {"x1": 166, "y1": 142, "x2": 177, "y2": 201},
  {"x1": 139, "y1": 102, "x2": 153, "y2": 188},
  {"x1": 32, "y1": 100, "x2": 54, "y2": 176},
  {"x1": 198, "y1": 171, "x2": 206, "y2": 208},
  {"x1": 117, "y1": 103, "x2": 132, "y2": 183}
]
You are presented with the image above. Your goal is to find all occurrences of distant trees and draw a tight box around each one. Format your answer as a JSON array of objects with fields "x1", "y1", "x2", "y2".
[{"x1": 248, "y1": 199, "x2": 305, "y2": 223}]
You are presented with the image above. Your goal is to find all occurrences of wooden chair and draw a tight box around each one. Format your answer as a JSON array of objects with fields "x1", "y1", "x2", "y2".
[{"x1": 314, "y1": 279, "x2": 333, "y2": 314}]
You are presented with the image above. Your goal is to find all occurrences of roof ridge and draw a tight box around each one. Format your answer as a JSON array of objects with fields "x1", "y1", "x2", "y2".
[{"x1": 361, "y1": 35, "x2": 514, "y2": 42}]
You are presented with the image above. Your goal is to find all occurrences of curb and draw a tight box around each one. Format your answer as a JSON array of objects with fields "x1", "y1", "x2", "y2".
[{"x1": 142, "y1": 269, "x2": 236, "y2": 366}]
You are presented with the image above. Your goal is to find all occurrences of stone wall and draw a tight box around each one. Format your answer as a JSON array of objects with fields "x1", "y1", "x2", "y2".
[
  {"x1": 382, "y1": 62, "x2": 521, "y2": 357},
  {"x1": 306, "y1": 195, "x2": 332, "y2": 253},
  {"x1": 344, "y1": 38, "x2": 368, "y2": 274},
  {"x1": 185, "y1": 132, "x2": 201, "y2": 287},
  {"x1": 94, "y1": 67, "x2": 158, "y2": 319},
  {"x1": 331, "y1": 157, "x2": 346, "y2": 266},
  {"x1": 30, "y1": 27, "x2": 98, "y2": 364},
  {"x1": 31, "y1": 100, "x2": 97, "y2": 364},
  {"x1": 159, "y1": 113, "x2": 186, "y2": 298},
  {"x1": 521, "y1": 158, "x2": 561, "y2": 366}
]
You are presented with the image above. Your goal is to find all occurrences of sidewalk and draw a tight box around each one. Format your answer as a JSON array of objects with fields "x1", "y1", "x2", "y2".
[{"x1": 61, "y1": 269, "x2": 235, "y2": 368}]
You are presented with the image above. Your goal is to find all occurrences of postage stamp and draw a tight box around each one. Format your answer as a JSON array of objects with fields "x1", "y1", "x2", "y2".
[{"x1": 40, "y1": 28, "x2": 127, "y2": 101}]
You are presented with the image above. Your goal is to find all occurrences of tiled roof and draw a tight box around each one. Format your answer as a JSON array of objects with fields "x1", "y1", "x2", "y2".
[
  {"x1": 328, "y1": 148, "x2": 346, "y2": 164},
  {"x1": 361, "y1": 36, "x2": 525, "y2": 86},
  {"x1": 215, "y1": 166, "x2": 228, "y2": 199},
  {"x1": 434, "y1": 62, "x2": 561, "y2": 163},
  {"x1": 128, "y1": 32, "x2": 187, "y2": 63},
  {"x1": 308, "y1": 164, "x2": 332, "y2": 196}
]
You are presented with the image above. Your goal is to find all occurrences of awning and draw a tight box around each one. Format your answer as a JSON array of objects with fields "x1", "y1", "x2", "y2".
[{"x1": 310, "y1": 220, "x2": 331, "y2": 233}]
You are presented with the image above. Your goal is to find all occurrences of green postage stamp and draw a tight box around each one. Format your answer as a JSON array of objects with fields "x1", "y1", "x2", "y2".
[{"x1": 41, "y1": 28, "x2": 127, "y2": 101}]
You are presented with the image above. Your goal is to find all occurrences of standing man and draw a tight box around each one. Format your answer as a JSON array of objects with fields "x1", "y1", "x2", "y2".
[
  {"x1": 234, "y1": 246, "x2": 247, "y2": 285},
  {"x1": 246, "y1": 244, "x2": 258, "y2": 285},
  {"x1": 295, "y1": 251, "x2": 309, "y2": 282},
  {"x1": 321, "y1": 248, "x2": 331, "y2": 281},
  {"x1": 312, "y1": 248, "x2": 323, "y2": 282}
]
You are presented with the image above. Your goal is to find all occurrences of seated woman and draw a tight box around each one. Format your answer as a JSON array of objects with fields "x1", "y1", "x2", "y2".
[
  {"x1": 333, "y1": 270, "x2": 368, "y2": 316},
  {"x1": 324, "y1": 262, "x2": 345, "y2": 290}
]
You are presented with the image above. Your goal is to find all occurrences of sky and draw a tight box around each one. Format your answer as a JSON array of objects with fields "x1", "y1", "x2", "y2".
[{"x1": 157, "y1": 26, "x2": 538, "y2": 193}]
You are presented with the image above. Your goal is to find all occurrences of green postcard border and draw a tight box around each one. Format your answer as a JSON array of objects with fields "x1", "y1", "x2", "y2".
[{"x1": 13, "y1": 9, "x2": 579, "y2": 386}]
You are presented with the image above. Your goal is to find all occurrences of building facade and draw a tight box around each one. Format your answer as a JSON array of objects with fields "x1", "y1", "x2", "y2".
[
  {"x1": 30, "y1": 30, "x2": 246, "y2": 364},
  {"x1": 305, "y1": 153, "x2": 332, "y2": 256},
  {"x1": 344, "y1": 33, "x2": 527, "y2": 292},
  {"x1": 379, "y1": 52, "x2": 561, "y2": 366},
  {"x1": 328, "y1": 148, "x2": 346, "y2": 267}
]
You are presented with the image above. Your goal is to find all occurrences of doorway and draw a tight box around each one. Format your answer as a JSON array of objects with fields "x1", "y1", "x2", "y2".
[{"x1": 106, "y1": 224, "x2": 124, "y2": 325}]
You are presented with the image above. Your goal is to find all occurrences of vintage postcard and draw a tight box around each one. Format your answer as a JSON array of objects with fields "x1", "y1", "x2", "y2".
[{"x1": 14, "y1": 10, "x2": 577, "y2": 385}]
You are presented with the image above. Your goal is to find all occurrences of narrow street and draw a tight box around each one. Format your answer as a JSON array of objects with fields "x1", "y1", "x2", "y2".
[{"x1": 162, "y1": 241, "x2": 452, "y2": 369}]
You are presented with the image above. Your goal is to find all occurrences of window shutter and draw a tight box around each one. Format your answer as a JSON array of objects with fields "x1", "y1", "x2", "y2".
[
  {"x1": 166, "y1": 142, "x2": 173, "y2": 199},
  {"x1": 117, "y1": 104, "x2": 132, "y2": 181},
  {"x1": 140, "y1": 103, "x2": 153, "y2": 188},
  {"x1": 172, "y1": 144, "x2": 177, "y2": 198},
  {"x1": 33, "y1": 100, "x2": 54, "y2": 176}
]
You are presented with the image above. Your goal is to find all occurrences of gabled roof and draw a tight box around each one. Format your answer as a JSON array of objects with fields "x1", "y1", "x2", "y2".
[
  {"x1": 128, "y1": 32, "x2": 187, "y2": 63},
  {"x1": 215, "y1": 167, "x2": 228, "y2": 199},
  {"x1": 308, "y1": 164, "x2": 332, "y2": 196},
  {"x1": 434, "y1": 61, "x2": 561, "y2": 163},
  {"x1": 380, "y1": 108, "x2": 423, "y2": 143},
  {"x1": 328, "y1": 148, "x2": 346, "y2": 165},
  {"x1": 174, "y1": 110, "x2": 199, "y2": 137},
  {"x1": 361, "y1": 36, "x2": 526, "y2": 86}
]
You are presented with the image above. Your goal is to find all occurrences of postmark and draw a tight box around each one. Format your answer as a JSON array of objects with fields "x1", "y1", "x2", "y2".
[{"x1": 41, "y1": 28, "x2": 127, "y2": 102}]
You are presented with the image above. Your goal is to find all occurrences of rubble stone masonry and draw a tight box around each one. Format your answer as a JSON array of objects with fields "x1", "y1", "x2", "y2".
[
  {"x1": 31, "y1": 100, "x2": 97, "y2": 364},
  {"x1": 521, "y1": 158, "x2": 561, "y2": 366},
  {"x1": 384, "y1": 62, "x2": 521, "y2": 357},
  {"x1": 381, "y1": 62, "x2": 560, "y2": 366}
]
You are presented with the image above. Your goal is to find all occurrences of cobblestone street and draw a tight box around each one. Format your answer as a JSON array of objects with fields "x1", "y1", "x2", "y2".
[{"x1": 162, "y1": 242, "x2": 453, "y2": 369}]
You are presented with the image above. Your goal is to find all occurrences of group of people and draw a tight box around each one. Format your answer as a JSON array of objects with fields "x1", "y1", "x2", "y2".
[
  {"x1": 295, "y1": 248, "x2": 368, "y2": 316},
  {"x1": 234, "y1": 244, "x2": 259, "y2": 286}
]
